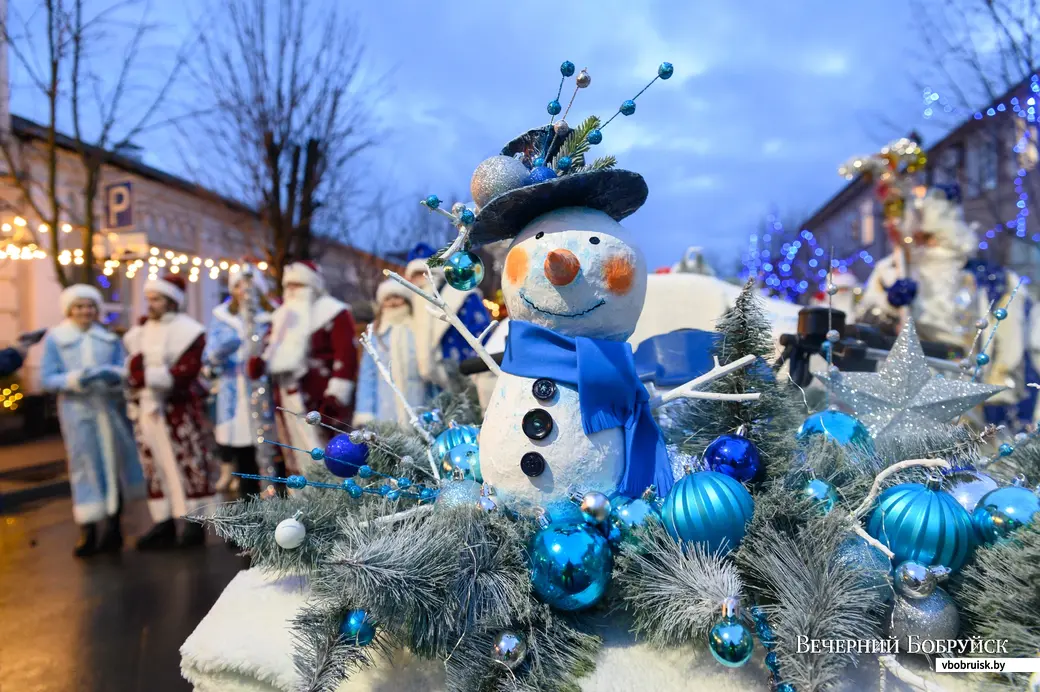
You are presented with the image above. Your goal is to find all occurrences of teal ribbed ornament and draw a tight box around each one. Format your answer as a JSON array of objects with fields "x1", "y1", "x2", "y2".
[
  {"x1": 433, "y1": 423, "x2": 479, "y2": 468},
  {"x1": 661, "y1": 470, "x2": 754, "y2": 555},
  {"x1": 866, "y1": 476, "x2": 975, "y2": 572}
]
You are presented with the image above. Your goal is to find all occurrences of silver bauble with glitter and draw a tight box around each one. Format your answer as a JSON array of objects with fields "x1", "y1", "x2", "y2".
[
  {"x1": 492, "y1": 630, "x2": 527, "y2": 670},
  {"x1": 945, "y1": 468, "x2": 998, "y2": 512},
  {"x1": 887, "y1": 587, "x2": 959, "y2": 651},
  {"x1": 434, "y1": 479, "x2": 482, "y2": 509},
  {"x1": 305, "y1": 410, "x2": 322, "y2": 426},
  {"x1": 576, "y1": 69, "x2": 591, "y2": 88},
  {"x1": 470, "y1": 155, "x2": 529, "y2": 209},
  {"x1": 553, "y1": 119, "x2": 571, "y2": 136}
]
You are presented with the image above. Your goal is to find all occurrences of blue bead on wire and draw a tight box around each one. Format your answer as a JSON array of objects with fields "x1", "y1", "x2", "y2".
[
  {"x1": 397, "y1": 477, "x2": 412, "y2": 489},
  {"x1": 358, "y1": 465, "x2": 374, "y2": 479},
  {"x1": 976, "y1": 353, "x2": 991, "y2": 366},
  {"x1": 424, "y1": 195, "x2": 441, "y2": 210},
  {"x1": 993, "y1": 307, "x2": 1008, "y2": 320},
  {"x1": 310, "y1": 447, "x2": 325, "y2": 461},
  {"x1": 547, "y1": 100, "x2": 562, "y2": 116},
  {"x1": 586, "y1": 129, "x2": 602, "y2": 145},
  {"x1": 560, "y1": 61, "x2": 575, "y2": 77},
  {"x1": 286, "y1": 475, "x2": 307, "y2": 489},
  {"x1": 999, "y1": 443, "x2": 1015, "y2": 456}
]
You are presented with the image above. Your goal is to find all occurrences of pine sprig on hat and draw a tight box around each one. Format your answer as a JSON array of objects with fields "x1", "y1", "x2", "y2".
[
  {"x1": 550, "y1": 115, "x2": 602, "y2": 173},
  {"x1": 579, "y1": 155, "x2": 617, "y2": 173}
]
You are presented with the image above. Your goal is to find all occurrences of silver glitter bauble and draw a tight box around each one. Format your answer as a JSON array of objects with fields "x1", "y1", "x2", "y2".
[
  {"x1": 894, "y1": 561, "x2": 937, "y2": 599},
  {"x1": 400, "y1": 455, "x2": 414, "y2": 467},
  {"x1": 887, "y1": 587, "x2": 959, "y2": 651},
  {"x1": 553, "y1": 119, "x2": 571, "y2": 136},
  {"x1": 305, "y1": 410, "x2": 322, "y2": 426},
  {"x1": 825, "y1": 329, "x2": 840, "y2": 343},
  {"x1": 579, "y1": 491, "x2": 612, "y2": 524},
  {"x1": 434, "y1": 479, "x2": 482, "y2": 509},
  {"x1": 470, "y1": 155, "x2": 529, "y2": 209},
  {"x1": 945, "y1": 468, "x2": 998, "y2": 512},
  {"x1": 576, "y1": 69, "x2": 591, "y2": 88},
  {"x1": 959, "y1": 358, "x2": 973, "y2": 371},
  {"x1": 975, "y1": 318, "x2": 989, "y2": 330},
  {"x1": 492, "y1": 630, "x2": 527, "y2": 670},
  {"x1": 349, "y1": 430, "x2": 365, "y2": 444},
  {"x1": 826, "y1": 283, "x2": 839, "y2": 296}
]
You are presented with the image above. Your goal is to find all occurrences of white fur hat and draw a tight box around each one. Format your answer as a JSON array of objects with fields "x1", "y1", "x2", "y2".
[
  {"x1": 282, "y1": 260, "x2": 325, "y2": 292},
  {"x1": 376, "y1": 279, "x2": 412, "y2": 305},
  {"x1": 405, "y1": 258, "x2": 429, "y2": 277},
  {"x1": 146, "y1": 274, "x2": 187, "y2": 309},
  {"x1": 910, "y1": 190, "x2": 978, "y2": 256},
  {"x1": 60, "y1": 284, "x2": 104, "y2": 315},
  {"x1": 830, "y1": 271, "x2": 859, "y2": 289},
  {"x1": 228, "y1": 265, "x2": 271, "y2": 294}
]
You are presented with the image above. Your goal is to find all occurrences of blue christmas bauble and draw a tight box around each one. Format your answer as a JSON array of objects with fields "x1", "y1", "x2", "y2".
[
  {"x1": 547, "y1": 99, "x2": 562, "y2": 116},
  {"x1": 444, "y1": 442, "x2": 482, "y2": 482},
  {"x1": 886, "y1": 278, "x2": 918, "y2": 307},
  {"x1": 708, "y1": 616, "x2": 754, "y2": 667},
  {"x1": 972, "y1": 485, "x2": 1040, "y2": 544},
  {"x1": 661, "y1": 470, "x2": 754, "y2": 555},
  {"x1": 804, "y1": 478, "x2": 839, "y2": 514},
  {"x1": 339, "y1": 609, "x2": 376, "y2": 646},
  {"x1": 433, "y1": 424, "x2": 479, "y2": 465},
  {"x1": 609, "y1": 496, "x2": 661, "y2": 543},
  {"x1": 560, "y1": 60, "x2": 576, "y2": 77},
  {"x1": 658, "y1": 62, "x2": 674, "y2": 80},
  {"x1": 323, "y1": 434, "x2": 368, "y2": 478},
  {"x1": 620, "y1": 99, "x2": 636, "y2": 116},
  {"x1": 976, "y1": 352, "x2": 991, "y2": 366},
  {"x1": 529, "y1": 520, "x2": 613, "y2": 611},
  {"x1": 434, "y1": 479, "x2": 482, "y2": 509},
  {"x1": 796, "y1": 410, "x2": 876, "y2": 455},
  {"x1": 866, "y1": 480, "x2": 975, "y2": 571},
  {"x1": 703, "y1": 433, "x2": 761, "y2": 482},
  {"x1": 523, "y1": 165, "x2": 558, "y2": 186},
  {"x1": 424, "y1": 195, "x2": 441, "y2": 209},
  {"x1": 586, "y1": 128, "x2": 603, "y2": 145},
  {"x1": 444, "y1": 251, "x2": 484, "y2": 291},
  {"x1": 832, "y1": 535, "x2": 893, "y2": 602}
]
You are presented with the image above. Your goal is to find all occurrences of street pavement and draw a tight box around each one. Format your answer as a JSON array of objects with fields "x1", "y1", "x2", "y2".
[{"x1": 0, "y1": 496, "x2": 244, "y2": 692}]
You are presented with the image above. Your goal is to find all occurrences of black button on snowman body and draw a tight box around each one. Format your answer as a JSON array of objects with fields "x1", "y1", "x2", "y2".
[
  {"x1": 522, "y1": 408, "x2": 553, "y2": 440},
  {"x1": 520, "y1": 452, "x2": 546, "y2": 477},
  {"x1": 532, "y1": 378, "x2": 557, "y2": 401}
]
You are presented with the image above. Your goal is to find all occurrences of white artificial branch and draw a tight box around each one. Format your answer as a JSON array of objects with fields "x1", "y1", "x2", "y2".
[
  {"x1": 383, "y1": 268, "x2": 503, "y2": 377},
  {"x1": 359, "y1": 324, "x2": 441, "y2": 484},
  {"x1": 850, "y1": 523, "x2": 895, "y2": 559},
  {"x1": 878, "y1": 655, "x2": 951, "y2": 692},
  {"x1": 442, "y1": 225, "x2": 471, "y2": 258},
  {"x1": 853, "y1": 458, "x2": 951, "y2": 518},
  {"x1": 477, "y1": 320, "x2": 499, "y2": 343},
  {"x1": 653, "y1": 354, "x2": 763, "y2": 407},
  {"x1": 357, "y1": 503, "x2": 433, "y2": 529}
]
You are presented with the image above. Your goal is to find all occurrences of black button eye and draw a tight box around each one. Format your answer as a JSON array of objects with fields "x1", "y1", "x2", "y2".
[
  {"x1": 535, "y1": 232, "x2": 544, "y2": 239},
  {"x1": 589, "y1": 236, "x2": 600, "y2": 245}
]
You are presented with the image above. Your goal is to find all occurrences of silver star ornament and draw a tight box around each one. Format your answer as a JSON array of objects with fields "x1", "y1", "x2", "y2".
[{"x1": 813, "y1": 319, "x2": 1005, "y2": 438}]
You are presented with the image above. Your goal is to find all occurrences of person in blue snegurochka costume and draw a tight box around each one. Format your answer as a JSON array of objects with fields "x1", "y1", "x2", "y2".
[
  {"x1": 352, "y1": 279, "x2": 424, "y2": 427},
  {"x1": 204, "y1": 269, "x2": 274, "y2": 497},
  {"x1": 404, "y1": 242, "x2": 492, "y2": 395},
  {"x1": 40, "y1": 284, "x2": 144, "y2": 558}
]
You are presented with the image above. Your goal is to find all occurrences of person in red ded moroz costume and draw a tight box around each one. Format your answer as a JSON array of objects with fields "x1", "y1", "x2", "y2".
[
  {"x1": 248, "y1": 261, "x2": 358, "y2": 470},
  {"x1": 124, "y1": 273, "x2": 218, "y2": 550}
]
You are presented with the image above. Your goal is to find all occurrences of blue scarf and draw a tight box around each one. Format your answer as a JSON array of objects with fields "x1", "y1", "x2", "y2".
[{"x1": 500, "y1": 320, "x2": 674, "y2": 498}]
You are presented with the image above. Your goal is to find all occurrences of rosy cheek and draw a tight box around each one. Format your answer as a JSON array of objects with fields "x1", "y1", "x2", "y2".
[
  {"x1": 603, "y1": 255, "x2": 635, "y2": 295},
  {"x1": 505, "y1": 247, "x2": 530, "y2": 286}
]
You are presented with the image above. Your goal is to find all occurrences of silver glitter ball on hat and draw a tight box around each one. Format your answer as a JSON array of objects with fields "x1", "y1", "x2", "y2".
[
  {"x1": 945, "y1": 468, "x2": 998, "y2": 512},
  {"x1": 470, "y1": 155, "x2": 530, "y2": 209},
  {"x1": 576, "y1": 69, "x2": 591, "y2": 88},
  {"x1": 553, "y1": 119, "x2": 571, "y2": 136},
  {"x1": 887, "y1": 587, "x2": 959, "y2": 650},
  {"x1": 492, "y1": 630, "x2": 527, "y2": 670},
  {"x1": 305, "y1": 410, "x2": 322, "y2": 426}
]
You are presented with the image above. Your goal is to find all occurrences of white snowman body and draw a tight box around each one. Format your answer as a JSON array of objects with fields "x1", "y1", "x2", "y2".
[{"x1": 479, "y1": 206, "x2": 649, "y2": 508}]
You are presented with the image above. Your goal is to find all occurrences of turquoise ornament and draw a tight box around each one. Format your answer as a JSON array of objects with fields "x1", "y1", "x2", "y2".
[
  {"x1": 286, "y1": 475, "x2": 307, "y2": 489},
  {"x1": 310, "y1": 447, "x2": 325, "y2": 461},
  {"x1": 993, "y1": 307, "x2": 1008, "y2": 320},
  {"x1": 586, "y1": 128, "x2": 602, "y2": 145},
  {"x1": 999, "y1": 443, "x2": 1014, "y2": 457},
  {"x1": 661, "y1": 470, "x2": 754, "y2": 555},
  {"x1": 620, "y1": 99, "x2": 636, "y2": 116},
  {"x1": 560, "y1": 61, "x2": 576, "y2": 77},
  {"x1": 796, "y1": 410, "x2": 875, "y2": 455},
  {"x1": 339, "y1": 609, "x2": 376, "y2": 646},
  {"x1": 832, "y1": 535, "x2": 893, "y2": 602},
  {"x1": 458, "y1": 208, "x2": 476, "y2": 225},
  {"x1": 433, "y1": 423, "x2": 479, "y2": 466},
  {"x1": 444, "y1": 442, "x2": 482, "y2": 482},
  {"x1": 976, "y1": 352, "x2": 991, "y2": 366},
  {"x1": 866, "y1": 476, "x2": 975, "y2": 571},
  {"x1": 358, "y1": 465, "x2": 374, "y2": 479},
  {"x1": 708, "y1": 598, "x2": 754, "y2": 667},
  {"x1": 610, "y1": 493, "x2": 661, "y2": 544},
  {"x1": 532, "y1": 156, "x2": 545, "y2": 167},
  {"x1": 804, "y1": 478, "x2": 839, "y2": 513},
  {"x1": 973, "y1": 482, "x2": 1040, "y2": 543},
  {"x1": 547, "y1": 99, "x2": 562, "y2": 115},
  {"x1": 529, "y1": 520, "x2": 613, "y2": 611},
  {"x1": 557, "y1": 155, "x2": 573, "y2": 171},
  {"x1": 423, "y1": 195, "x2": 440, "y2": 209},
  {"x1": 658, "y1": 62, "x2": 674, "y2": 80}
]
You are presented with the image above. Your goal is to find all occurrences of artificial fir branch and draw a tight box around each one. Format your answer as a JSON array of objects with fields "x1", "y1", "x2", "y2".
[
  {"x1": 431, "y1": 366, "x2": 484, "y2": 427},
  {"x1": 291, "y1": 600, "x2": 390, "y2": 692},
  {"x1": 549, "y1": 115, "x2": 601, "y2": 172},
  {"x1": 614, "y1": 521, "x2": 744, "y2": 647},
  {"x1": 873, "y1": 421, "x2": 986, "y2": 470},
  {"x1": 987, "y1": 431, "x2": 1040, "y2": 483},
  {"x1": 578, "y1": 155, "x2": 617, "y2": 172}
]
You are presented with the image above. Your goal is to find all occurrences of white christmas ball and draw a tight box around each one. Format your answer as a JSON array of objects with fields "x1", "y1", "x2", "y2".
[{"x1": 274, "y1": 517, "x2": 306, "y2": 549}]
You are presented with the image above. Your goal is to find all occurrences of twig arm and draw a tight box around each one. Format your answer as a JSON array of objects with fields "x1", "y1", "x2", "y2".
[
  {"x1": 652, "y1": 355, "x2": 763, "y2": 408},
  {"x1": 853, "y1": 458, "x2": 951, "y2": 518}
]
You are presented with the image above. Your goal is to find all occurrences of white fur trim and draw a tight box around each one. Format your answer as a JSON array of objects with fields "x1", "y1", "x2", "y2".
[
  {"x1": 145, "y1": 366, "x2": 174, "y2": 390},
  {"x1": 324, "y1": 377, "x2": 354, "y2": 404},
  {"x1": 352, "y1": 411, "x2": 374, "y2": 427},
  {"x1": 146, "y1": 278, "x2": 187, "y2": 308},
  {"x1": 65, "y1": 370, "x2": 85, "y2": 392},
  {"x1": 405, "y1": 258, "x2": 429, "y2": 278},
  {"x1": 282, "y1": 262, "x2": 324, "y2": 292},
  {"x1": 73, "y1": 500, "x2": 107, "y2": 524},
  {"x1": 61, "y1": 284, "x2": 104, "y2": 316},
  {"x1": 376, "y1": 279, "x2": 413, "y2": 305}
]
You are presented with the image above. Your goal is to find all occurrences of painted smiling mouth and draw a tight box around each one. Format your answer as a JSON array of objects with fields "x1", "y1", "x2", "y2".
[{"x1": 519, "y1": 291, "x2": 605, "y2": 317}]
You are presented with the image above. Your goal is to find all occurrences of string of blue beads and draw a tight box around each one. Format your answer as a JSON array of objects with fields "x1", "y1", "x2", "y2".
[{"x1": 749, "y1": 606, "x2": 795, "y2": 692}]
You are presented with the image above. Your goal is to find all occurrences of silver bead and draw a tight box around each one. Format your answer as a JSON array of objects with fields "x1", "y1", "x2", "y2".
[
  {"x1": 958, "y1": 358, "x2": 973, "y2": 371},
  {"x1": 304, "y1": 410, "x2": 322, "y2": 426},
  {"x1": 553, "y1": 119, "x2": 570, "y2": 136},
  {"x1": 1015, "y1": 432, "x2": 1028, "y2": 443},
  {"x1": 825, "y1": 329, "x2": 840, "y2": 343},
  {"x1": 895, "y1": 561, "x2": 936, "y2": 599},
  {"x1": 400, "y1": 455, "x2": 414, "y2": 466},
  {"x1": 363, "y1": 430, "x2": 376, "y2": 442},
  {"x1": 826, "y1": 283, "x2": 838, "y2": 296},
  {"x1": 491, "y1": 630, "x2": 527, "y2": 670},
  {"x1": 575, "y1": 69, "x2": 591, "y2": 88},
  {"x1": 349, "y1": 430, "x2": 365, "y2": 444},
  {"x1": 579, "y1": 491, "x2": 612, "y2": 524},
  {"x1": 975, "y1": 318, "x2": 989, "y2": 330}
]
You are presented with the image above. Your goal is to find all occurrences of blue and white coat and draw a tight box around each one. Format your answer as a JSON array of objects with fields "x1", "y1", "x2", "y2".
[
  {"x1": 204, "y1": 300, "x2": 272, "y2": 448},
  {"x1": 40, "y1": 321, "x2": 144, "y2": 524},
  {"x1": 354, "y1": 321, "x2": 424, "y2": 427},
  {"x1": 411, "y1": 282, "x2": 491, "y2": 390}
]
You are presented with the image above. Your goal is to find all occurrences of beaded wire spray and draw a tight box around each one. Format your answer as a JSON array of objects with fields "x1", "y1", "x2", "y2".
[{"x1": 970, "y1": 276, "x2": 1024, "y2": 380}]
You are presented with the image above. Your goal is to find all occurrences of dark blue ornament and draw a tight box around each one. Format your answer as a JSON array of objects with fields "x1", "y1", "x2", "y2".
[
  {"x1": 661, "y1": 470, "x2": 754, "y2": 555},
  {"x1": 557, "y1": 155, "x2": 573, "y2": 171},
  {"x1": 432, "y1": 424, "x2": 479, "y2": 466},
  {"x1": 529, "y1": 520, "x2": 613, "y2": 611},
  {"x1": 323, "y1": 434, "x2": 369, "y2": 478},
  {"x1": 523, "y1": 165, "x2": 558, "y2": 186},
  {"x1": 804, "y1": 478, "x2": 839, "y2": 514},
  {"x1": 703, "y1": 433, "x2": 761, "y2": 482},
  {"x1": 866, "y1": 479, "x2": 975, "y2": 571},
  {"x1": 708, "y1": 614, "x2": 754, "y2": 667},
  {"x1": 444, "y1": 251, "x2": 485, "y2": 290},
  {"x1": 993, "y1": 307, "x2": 1008, "y2": 320},
  {"x1": 796, "y1": 410, "x2": 875, "y2": 455},
  {"x1": 886, "y1": 278, "x2": 918, "y2": 307},
  {"x1": 658, "y1": 62, "x2": 674, "y2": 80},
  {"x1": 620, "y1": 99, "x2": 636, "y2": 116},
  {"x1": 560, "y1": 60, "x2": 576, "y2": 77},
  {"x1": 547, "y1": 99, "x2": 562, "y2": 116},
  {"x1": 310, "y1": 447, "x2": 325, "y2": 461},
  {"x1": 976, "y1": 353, "x2": 991, "y2": 366},
  {"x1": 424, "y1": 195, "x2": 441, "y2": 209},
  {"x1": 444, "y1": 442, "x2": 481, "y2": 481},
  {"x1": 358, "y1": 465, "x2": 374, "y2": 479},
  {"x1": 339, "y1": 609, "x2": 376, "y2": 646},
  {"x1": 286, "y1": 475, "x2": 307, "y2": 489},
  {"x1": 586, "y1": 128, "x2": 603, "y2": 145},
  {"x1": 973, "y1": 484, "x2": 1040, "y2": 543}
]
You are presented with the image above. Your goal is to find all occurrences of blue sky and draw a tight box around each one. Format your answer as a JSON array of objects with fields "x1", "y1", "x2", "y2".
[{"x1": 9, "y1": 0, "x2": 938, "y2": 271}]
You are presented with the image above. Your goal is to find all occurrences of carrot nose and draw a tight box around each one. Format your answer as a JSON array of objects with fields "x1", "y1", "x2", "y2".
[{"x1": 544, "y1": 249, "x2": 580, "y2": 286}]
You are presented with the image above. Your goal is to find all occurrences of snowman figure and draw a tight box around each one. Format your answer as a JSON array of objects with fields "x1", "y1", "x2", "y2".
[{"x1": 386, "y1": 68, "x2": 759, "y2": 508}]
